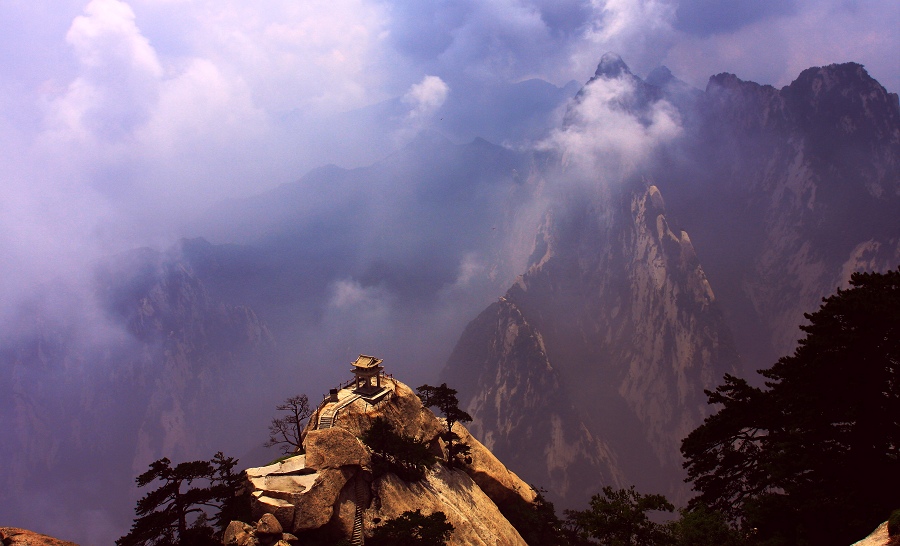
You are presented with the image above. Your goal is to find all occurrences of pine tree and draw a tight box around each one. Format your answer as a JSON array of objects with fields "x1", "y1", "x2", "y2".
[
  {"x1": 117, "y1": 453, "x2": 247, "y2": 546},
  {"x1": 416, "y1": 383, "x2": 473, "y2": 467},
  {"x1": 681, "y1": 268, "x2": 900, "y2": 545}
]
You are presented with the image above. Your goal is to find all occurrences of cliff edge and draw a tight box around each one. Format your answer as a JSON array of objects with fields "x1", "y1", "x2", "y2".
[{"x1": 241, "y1": 376, "x2": 537, "y2": 545}]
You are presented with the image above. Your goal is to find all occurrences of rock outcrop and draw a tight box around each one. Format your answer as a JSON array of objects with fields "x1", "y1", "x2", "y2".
[
  {"x1": 443, "y1": 56, "x2": 900, "y2": 512},
  {"x1": 852, "y1": 521, "x2": 897, "y2": 546},
  {"x1": 0, "y1": 528, "x2": 79, "y2": 546},
  {"x1": 444, "y1": 182, "x2": 739, "y2": 507},
  {"x1": 242, "y1": 377, "x2": 535, "y2": 545}
]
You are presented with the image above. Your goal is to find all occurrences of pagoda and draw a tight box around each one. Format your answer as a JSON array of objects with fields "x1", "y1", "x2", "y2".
[{"x1": 350, "y1": 354, "x2": 384, "y2": 394}]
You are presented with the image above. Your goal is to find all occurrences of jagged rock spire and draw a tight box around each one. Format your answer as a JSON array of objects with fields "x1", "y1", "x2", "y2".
[{"x1": 594, "y1": 52, "x2": 631, "y2": 78}]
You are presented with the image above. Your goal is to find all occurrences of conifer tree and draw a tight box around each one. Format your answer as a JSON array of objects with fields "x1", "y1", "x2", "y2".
[
  {"x1": 417, "y1": 383, "x2": 473, "y2": 467},
  {"x1": 681, "y1": 268, "x2": 900, "y2": 545}
]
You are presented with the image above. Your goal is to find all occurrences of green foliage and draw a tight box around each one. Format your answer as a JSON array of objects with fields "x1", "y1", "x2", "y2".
[
  {"x1": 681, "y1": 268, "x2": 900, "y2": 545},
  {"x1": 564, "y1": 485, "x2": 674, "y2": 546},
  {"x1": 417, "y1": 383, "x2": 473, "y2": 468},
  {"x1": 497, "y1": 487, "x2": 568, "y2": 545},
  {"x1": 117, "y1": 452, "x2": 246, "y2": 546},
  {"x1": 209, "y1": 452, "x2": 250, "y2": 532},
  {"x1": 265, "y1": 394, "x2": 312, "y2": 454},
  {"x1": 671, "y1": 505, "x2": 744, "y2": 546},
  {"x1": 361, "y1": 416, "x2": 436, "y2": 481},
  {"x1": 368, "y1": 509, "x2": 454, "y2": 546}
]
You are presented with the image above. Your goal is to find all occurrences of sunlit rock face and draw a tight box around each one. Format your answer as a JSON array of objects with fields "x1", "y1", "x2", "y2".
[
  {"x1": 0, "y1": 527, "x2": 79, "y2": 546},
  {"x1": 445, "y1": 182, "x2": 739, "y2": 508},
  {"x1": 244, "y1": 378, "x2": 536, "y2": 546}
]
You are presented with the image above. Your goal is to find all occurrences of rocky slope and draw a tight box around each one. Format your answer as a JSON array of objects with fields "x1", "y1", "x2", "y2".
[
  {"x1": 0, "y1": 243, "x2": 274, "y2": 543},
  {"x1": 660, "y1": 61, "x2": 900, "y2": 369},
  {"x1": 443, "y1": 57, "x2": 899, "y2": 510},
  {"x1": 242, "y1": 377, "x2": 537, "y2": 546},
  {"x1": 444, "y1": 182, "x2": 739, "y2": 506},
  {"x1": 0, "y1": 528, "x2": 80, "y2": 546}
]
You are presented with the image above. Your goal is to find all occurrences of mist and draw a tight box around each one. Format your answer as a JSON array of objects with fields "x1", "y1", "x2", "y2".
[{"x1": 1, "y1": 0, "x2": 898, "y2": 544}]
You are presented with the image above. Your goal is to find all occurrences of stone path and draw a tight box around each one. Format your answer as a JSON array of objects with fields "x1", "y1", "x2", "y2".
[
  {"x1": 351, "y1": 477, "x2": 366, "y2": 545},
  {"x1": 317, "y1": 392, "x2": 362, "y2": 430}
]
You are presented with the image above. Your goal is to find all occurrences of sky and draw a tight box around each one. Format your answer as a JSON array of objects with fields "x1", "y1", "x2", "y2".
[
  {"x1": 1, "y1": 0, "x2": 897, "y2": 272},
  {"x1": 1, "y1": 1, "x2": 897, "y2": 542}
]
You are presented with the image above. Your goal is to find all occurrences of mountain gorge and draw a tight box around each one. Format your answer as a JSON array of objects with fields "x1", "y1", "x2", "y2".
[
  {"x1": 0, "y1": 246, "x2": 276, "y2": 542},
  {"x1": 443, "y1": 55, "x2": 900, "y2": 509},
  {"x1": 646, "y1": 61, "x2": 900, "y2": 372},
  {"x1": 1, "y1": 55, "x2": 897, "y2": 544}
]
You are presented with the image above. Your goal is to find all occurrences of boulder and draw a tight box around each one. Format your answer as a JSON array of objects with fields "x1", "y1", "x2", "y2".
[
  {"x1": 304, "y1": 428, "x2": 370, "y2": 470},
  {"x1": 0, "y1": 528, "x2": 79, "y2": 546},
  {"x1": 242, "y1": 377, "x2": 542, "y2": 544},
  {"x1": 256, "y1": 513, "x2": 283, "y2": 536},
  {"x1": 251, "y1": 493, "x2": 295, "y2": 530},
  {"x1": 292, "y1": 467, "x2": 356, "y2": 531},
  {"x1": 223, "y1": 521, "x2": 253, "y2": 545}
]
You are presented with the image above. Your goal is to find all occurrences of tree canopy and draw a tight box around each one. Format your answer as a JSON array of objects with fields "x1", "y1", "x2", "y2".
[
  {"x1": 417, "y1": 383, "x2": 473, "y2": 467},
  {"x1": 117, "y1": 453, "x2": 247, "y2": 546},
  {"x1": 368, "y1": 509, "x2": 454, "y2": 546},
  {"x1": 564, "y1": 485, "x2": 675, "y2": 546},
  {"x1": 361, "y1": 416, "x2": 436, "y2": 481},
  {"x1": 681, "y1": 268, "x2": 900, "y2": 545}
]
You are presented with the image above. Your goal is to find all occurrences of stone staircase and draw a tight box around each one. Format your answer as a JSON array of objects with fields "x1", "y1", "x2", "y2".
[
  {"x1": 317, "y1": 412, "x2": 334, "y2": 429},
  {"x1": 350, "y1": 477, "x2": 366, "y2": 545},
  {"x1": 316, "y1": 393, "x2": 361, "y2": 430}
]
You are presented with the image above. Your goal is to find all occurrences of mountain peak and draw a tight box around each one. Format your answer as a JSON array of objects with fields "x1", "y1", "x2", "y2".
[
  {"x1": 595, "y1": 52, "x2": 631, "y2": 78},
  {"x1": 243, "y1": 374, "x2": 537, "y2": 545},
  {"x1": 645, "y1": 66, "x2": 674, "y2": 87}
]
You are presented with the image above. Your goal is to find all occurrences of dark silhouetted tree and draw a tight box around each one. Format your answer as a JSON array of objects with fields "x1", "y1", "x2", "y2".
[
  {"x1": 682, "y1": 268, "x2": 900, "y2": 545},
  {"x1": 361, "y1": 416, "x2": 435, "y2": 481},
  {"x1": 117, "y1": 458, "x2": 219, "y2": 546},
  {"x1": 117, "y1": 454, "x2": 247, "y2": 546},
  {"x1": 209, "y1": 452, "x2": 250, "y2": 532},
  {"x1": 416, "y1": 383, "x2": 472, "y2": 467},
  {"x1": 670, "y1": 505, "x2": 743, "y2": 546},
  {"x1": 368, "y1": 509, "x2": 454, "y2": 546},
  {"x1": 265, "y1": 394, "x2": 312, "y2": 454},
  {"x1": 564, "y1": 485, "x2": 674, "y2": 546}
]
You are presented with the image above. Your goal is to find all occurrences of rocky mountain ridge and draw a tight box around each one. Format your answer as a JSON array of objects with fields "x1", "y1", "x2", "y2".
[
  {"x1": 444, "y1": 182, "x2": 738, "y2": 506},
  {"x1": 0, "y1": 244, "x2": 276, "y2": 543},
  {"x1": 443, "y1": 56, "x2": 900, "y2": 510},
  {"x1": 241, "y1": 376, "x2": 537, "y2": 545}
]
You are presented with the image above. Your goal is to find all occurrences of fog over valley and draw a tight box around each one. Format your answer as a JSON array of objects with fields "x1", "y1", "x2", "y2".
[{"x1": 1, "y1": 1, "x2": 898, "y2": 544}]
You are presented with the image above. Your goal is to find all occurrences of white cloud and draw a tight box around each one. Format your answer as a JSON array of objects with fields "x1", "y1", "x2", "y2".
[
  {"x1": 48, "y1": 0, "x2": 162, "y2": 140},
  {"x1": 403, "y1": 75, "x2": 450, "y2": 121},
  {"x1": 395, "y1": 74, "x2": 450, "y2": 141},
  {"x1": 540, "y1": 74, "x2": 682, "y2": 178},
  {"x1": 569, "y1": 0, "x2": 677, "y2": 80}
]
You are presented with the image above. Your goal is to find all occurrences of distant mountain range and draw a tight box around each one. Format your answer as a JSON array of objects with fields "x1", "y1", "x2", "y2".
[
  {"x1": 1, "y1": 55, "x2": 896, "y2": 543},
  {"x1": 443, "y1": 54, "x2": 900, "y2": 509}
]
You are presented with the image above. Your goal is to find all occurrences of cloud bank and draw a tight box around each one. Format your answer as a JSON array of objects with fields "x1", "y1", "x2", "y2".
[{"x1": 0, "y1": 1, "x2": 898, "y2": 542}]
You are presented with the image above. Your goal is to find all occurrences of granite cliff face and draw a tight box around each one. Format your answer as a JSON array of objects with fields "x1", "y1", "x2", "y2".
[
  {"x1": 0, "y1": 242, "x2": 274, "y2": 543},
  {"x1": 663, "y1": 61, "x2": 900, "y2": 368},
  {"x1": 444, "y1": 182, "x2": 739, "y2": 506},
  {"x1": 443, "y1": 58, "x2": 899, "y2": 509},
  {"x1": 242, "y1": 377, "x2": 536, "y2": 546}
]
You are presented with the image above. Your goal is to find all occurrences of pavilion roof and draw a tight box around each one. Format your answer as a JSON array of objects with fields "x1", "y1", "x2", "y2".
[{"x1": 351, "y1": 354, "x2": 383, "y2": 369}]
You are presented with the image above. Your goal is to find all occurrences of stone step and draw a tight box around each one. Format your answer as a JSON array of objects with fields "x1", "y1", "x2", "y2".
[{"x1": 318, "y1": 414, "x2": 334, "y2": 429}]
